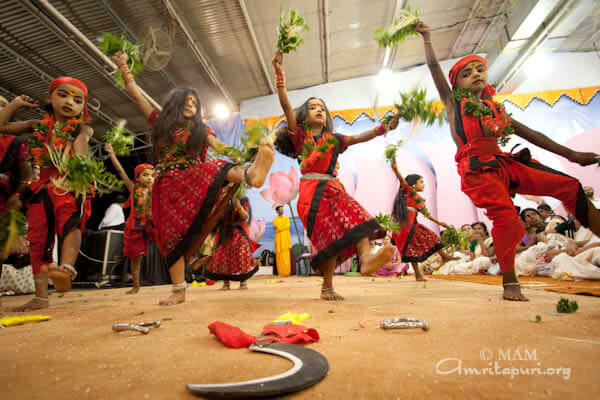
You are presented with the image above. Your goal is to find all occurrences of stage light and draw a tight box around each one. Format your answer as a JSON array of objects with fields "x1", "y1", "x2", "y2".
[{"x1": 214, "y1": 103, "x2": 230, "y2": 120}]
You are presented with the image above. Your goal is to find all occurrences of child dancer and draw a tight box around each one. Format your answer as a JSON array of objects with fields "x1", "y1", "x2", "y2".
[
  {"x1": 390, "y1": 159, "x2": 457, "y2": 280},
  {"x1": 416, "y1": 21, "x2": 600, "y2": 300},
  {"x1": 205, "y1": 196, "x2": 260, "y2": 289},
  {"x1": 114, "y1": 51, "x2": 273, "y2": 306},
  {"x1": 105, "y1": 143, "x2": 153, "y2": 294},
  {"x1": 272, "y1": 51, "x2": 400, "y2": 300},
  {"x1": 0, "y1": 78, "x2": 94, "y2": 311}
]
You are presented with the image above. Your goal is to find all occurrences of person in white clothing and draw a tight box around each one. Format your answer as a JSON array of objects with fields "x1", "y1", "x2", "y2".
[{"x1": 98, "y1": 194, "x2": 127, "y2": 230}]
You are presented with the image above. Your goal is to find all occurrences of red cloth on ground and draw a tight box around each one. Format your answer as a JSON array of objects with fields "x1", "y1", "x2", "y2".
[
  {"x1": 208, "y1": 321, "x2": 257, "y2": 349},
  {"x1": 208, "y1": 321, "x2": 319, "y2": 349}
]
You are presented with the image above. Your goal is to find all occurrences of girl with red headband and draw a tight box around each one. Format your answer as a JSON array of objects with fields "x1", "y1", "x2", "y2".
[
  {"x1": 416, "y1": 21, "x2": 600, "y2": 301},
  {"x1": 205, "y1": 196, "x2": 260, "y2": 290},
  {"x1": 105, "y1": 143, "x2": 154, "y2": 294},
  {"x1": 0, "y1": 77, "x2": 94, "y2": 311},
  {"x1": 114, "y1": 51, "x2": 274, "y2": 306},
  {"x1": 271, "y1": 50, "x2": 402, "y2": 301}
]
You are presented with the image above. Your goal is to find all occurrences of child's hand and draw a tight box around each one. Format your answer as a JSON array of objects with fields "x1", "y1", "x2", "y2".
[
  {"x1": 415, "y1": 21, "x2": 430, "y2": 37},
  {"x1": 113, "y1": 51, "x2": 129, "y2": 67},
  {"x1": 12, "y1": 95, "x2": 39, "y2": 109},
  {"x1": 385, "y1": 113, "x2": 401, "y2": 132},
  {"x1": 568, "y1": 151, "x2": 599, "y2": 166},
  {"x1": 104, "y1": 142, "x2": 115, "y2": 155},
  {"x1": 272, "y1": 51, "x2": 283, "y2": 73}
]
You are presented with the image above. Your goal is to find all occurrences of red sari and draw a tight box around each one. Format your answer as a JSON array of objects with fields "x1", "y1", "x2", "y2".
[
  {"x1": 287, "y1": 124, "x2": 379, "y2": 268},
  {"x1": 149, "y1": 111, "x2": 235, "y2": 266},
  {"x1": 205, "y1": 201, "x2": 260, "y2": 281},
  {"x1": 392, "y1": 185, "x2": 442, "y2": 263}
]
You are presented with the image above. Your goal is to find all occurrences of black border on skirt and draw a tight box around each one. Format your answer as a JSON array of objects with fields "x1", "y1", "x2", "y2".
[{"x1": 163, "y1": 162, "x2": 236, "y2": 267}]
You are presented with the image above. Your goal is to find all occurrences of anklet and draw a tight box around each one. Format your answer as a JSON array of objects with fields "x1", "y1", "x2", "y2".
[
  {"x1": 34, "y1": 297, "x2": 49, "y2": 302},
  {"x1": 171, "y1": 282, "x2": 187, "y2": 292},
  {"x1": 502, "y1": 282, "x2": 520, "y2": 287},
  {"x1": 60, "y1": 264, "x2": 77, "y2": 279},
  {"x1": 321, "y1": 287, "x2": 334, "y2": 293}
]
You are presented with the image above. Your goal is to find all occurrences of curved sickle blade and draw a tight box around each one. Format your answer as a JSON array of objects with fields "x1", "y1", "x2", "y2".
[{"x1": 186, "y1": 342, "x2": 329, "y2": 398}]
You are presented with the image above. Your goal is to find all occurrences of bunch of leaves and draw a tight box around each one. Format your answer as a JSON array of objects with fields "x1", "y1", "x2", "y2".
[
  {"x1": 374, "y1": 7, "x2": 420, "y2": 48},
  {"x1": 440, "y1": 226, "x2": 470, "y2": 251},
  {"x1": 374, "y1": 213, "x2": 400, "y2": 233},
  {"x1": 556, "y1": 297, "x2": 578, "y2": 313},
  {"x1": 528, "y1": 315, "x2": 542, "y2": 323},
  {"x1": 98, "y1": 32, "x2": 144, "y2": 88},
  {"x1": 0, "y1": 210, "x2": 27, "y2": 260},
  {"x1": 383, "y1": 88, "x2": 447, "y2": 127},
  {"x1": 384, "y1": 140, "x2": 404, "y2": 164},
  {"x1": 103, "y1": 123, "x2": 133, "y2": 156},
  {"x1": 210, "y1": 123, "x2": 275, "y2": 164},
  {"x1": 48, "y1": 146, "x2": 123, "y2": 198},
  {"x1": 277, "y1": 8, "x2": 310, "y2": 54}
]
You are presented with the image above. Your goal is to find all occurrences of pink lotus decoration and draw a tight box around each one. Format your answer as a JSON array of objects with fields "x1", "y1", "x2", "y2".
[
  {"x1": 260, "y1": 166, "x2": 304, "y2": 247},
  {"x1": 249, "y1": 218, "x2": 266, "y2": 241},
  {"x1": 260, "y1": 167, "x2": 299, "y2": 205}
]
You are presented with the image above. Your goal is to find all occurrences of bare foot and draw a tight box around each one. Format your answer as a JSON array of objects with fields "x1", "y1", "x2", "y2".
[
  {"x1": 41, "y1": 263, "x2": 72, "y2": 293},
  {"x1": 360, "y1": 241, "x2": 395, "y2": 275},
  {"x1": 414, "y1": 264, "x2": 427, "y2": 281},
  {"x1": 246, "y1": 139, "x2": 274, "y2": 187},
  {"x1": 12, "y1": 297, "x2": 49, "y2": 312},
  {"x1": 219, "y1": 283, "x2": 231, "y2": 291},
  {"x1": 320, "y1": 287, "x2": 344, "y2": 300},
  {"x1": 502, "y1": 284, "x2": 529, "y2": 301},
  {"x1": 158, "y1": 289, "x2": 185, "y2": 306},
  {"x1": 126, "y1": 286, "x2": 140, "y2": 295},
  {"x1": 239, "y1": 282, "x2": 248, "y2": 290}
]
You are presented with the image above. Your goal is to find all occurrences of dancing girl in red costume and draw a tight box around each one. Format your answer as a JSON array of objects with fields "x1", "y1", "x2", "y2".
[
  {"x1": 114, "y1": 51, "x2": 273, "y2": 306},
  {"x1": 416, "y1": 21, "x2": 600, "y2": 301},
  {"x1": 105, "y1": 143, "x2": 154, "y2": 294},
  {"x1": 272, "y1": 51, "x2": 401, "y2": 300},
  {"x1": 0, "y1": 78, "x2": 94, "y2": 311}
]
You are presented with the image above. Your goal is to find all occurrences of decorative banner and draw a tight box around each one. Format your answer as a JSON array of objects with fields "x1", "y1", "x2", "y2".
[{"x1": 245, "y1": 86, "x2": 600, "y2": 127}]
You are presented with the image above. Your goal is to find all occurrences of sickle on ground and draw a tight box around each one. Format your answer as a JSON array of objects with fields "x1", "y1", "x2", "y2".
[{"x1": 186, "y1": 342, "x2": 329, "y2": 398}]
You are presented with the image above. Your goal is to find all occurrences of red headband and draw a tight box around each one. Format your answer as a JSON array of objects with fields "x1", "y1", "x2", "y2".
[
  {"x1": 49, "y1": 77, "x2": 90, "y2": 118},
  {"x1": 449, "y1": 55, "x2": 496, "y2": 98},
  {"x1": 134, "y1": 163, "x2": 154, "y2": 178}
]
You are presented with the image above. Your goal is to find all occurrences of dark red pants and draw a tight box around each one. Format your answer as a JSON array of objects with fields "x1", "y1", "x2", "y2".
[
  {"x1": 26, "y1": 186, "x2": 90, "y2": 274},
  {"x1": 459, "y1": 153, "x2": 587, "y2": 272}
]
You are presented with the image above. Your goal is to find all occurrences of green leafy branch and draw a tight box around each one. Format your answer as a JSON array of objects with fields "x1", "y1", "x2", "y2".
[
  {"x1": 374, "y1": 213, "x2": 400, "y2": 233},
  {"x1": 440, "y1": 226, "x2": 470, "y2": 251},
  {"x1": 375, "y1": 7, "x2": 420, "y2": 48},
  {"x1": 277, "y1": 8, "x2": 310, "y2": 53},
  {"x1": 382, "y1": 88, "x2": 447, "y2": 127},
  {"x1": 0, "y1": 210, "x2": 27, "y2": 260},
  {"x1": 210, "y1": 123, "x2": 274, "y2": 164},
  {"x1": 384, "y1": 140, "x2": 404, "y2": 164},
  {"x1": 47, "y1": 146, "x2": 123, "y2": 198},
  {"x1": 98, "y1": 32, "x2": 144, "y2": 88},
  {"x1": 103, "y1": 123, "x2": 133, "y2": 156}
]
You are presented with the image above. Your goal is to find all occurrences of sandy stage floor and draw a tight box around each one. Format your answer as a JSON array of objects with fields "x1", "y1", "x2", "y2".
[{"x1": 1, "y1": 275, "x2": 600, "y2": 399}]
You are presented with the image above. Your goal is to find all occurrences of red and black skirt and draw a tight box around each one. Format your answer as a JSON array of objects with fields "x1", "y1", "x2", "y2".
[
  {"x1": 205, "y1": 226, "x2": 259, "y2": 281},
  {"x1": 152, "y1": 158, "x2": 234, "y2": 266},
  {"x1": 298, "y1": 179, "x2": 379, "y2": 268},
  {"x1": 394, "y1": 217, "x2": 443, "y2": 263}
]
